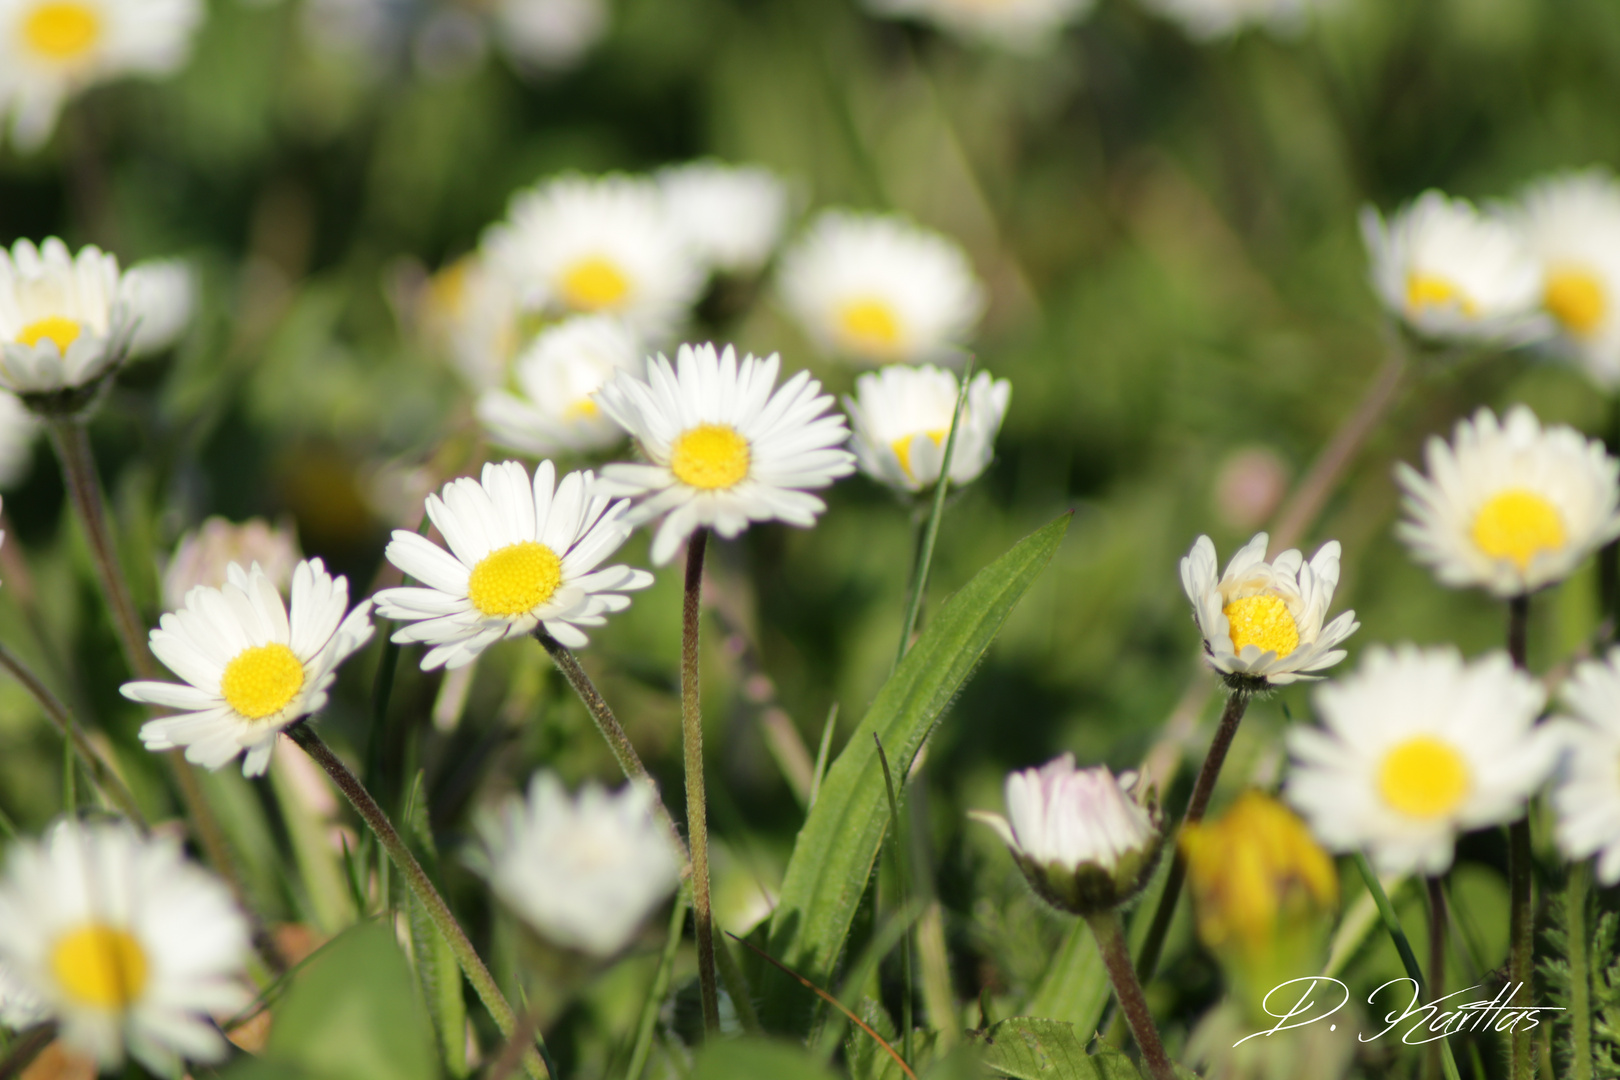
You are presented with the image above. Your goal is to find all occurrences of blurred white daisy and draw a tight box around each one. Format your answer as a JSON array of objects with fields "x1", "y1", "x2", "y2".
[
  {"x1": 476, "y1": 771, "x2": 680, "y2": 957},
  {"x1": 1286, "y1": 645, "x2": 1555, "y2": 876},
  {"x1": 1361, "y1": 190, "x2": 1549, "y2": 345},
  {"x1": 1140, "y1": 0, "x2": 1320, "y2": 40},
  {"x1": 0, "y1": 961, "x2": 46, "y2": 1030},
  {"x1": 121, "y1": 258, "x2": 194, "y2": 358},
  {"x1": 0, "y1": 237, "x2": 132, "y2": 398},
  {"x1": 122, "y1": 558, "x2": 375, "y2": 777},
  {"x1": 777, "y1": 210, "x2": 985, "y2": 366},
  {"x1": 1180, "y1": 531, "x2": 1358, "y2": 690},
  {"x1": 417, "y1": 253, "x2": 524, "y2": 392},
  {"x1": 492, "y1": 0, "x2": 605, "y2": 74},
  {"x1": 864, "y1": 0, "x2": 1094, "y2": 50},
  {"x1": 0, "y1": 390, "x2": 39, "y2": 488},
  {"x1": 0, "y1": 819, "x2": 249, "y2": 1071},
  {"x1": 160, "y1": 516, "x2": 301, "y2": 613},
  {"x1": 1396, "y1": 405, "x2": 1620, "y2": 598},
  {"x1": 596, "y1": 343, "x2": 857, "y2": 565},
  {"x1": 484, "y1": 173, "x2": 704, "y2": 341},
  {"x1": 477, "y1": 314, "x2": 638, "y2": 457},
  {"x1": 844, "y1": 364, "x2": 1009, "y2": 493},
  {"x1": 1549, "y1": 649, "x2": 1620, "y2": 883},
  {"x1": 375, "y1": 459, "x2": 653, "y2": 669},
  {"x1": 657, "y1": 160, "x2": 792, "y2": 276},
  {"x1": 0, "y1": 0, "x2": 203, "y2": 151},
  {"x1": 1516, "y1": 170, "x2": 1620, "y2": 389}
]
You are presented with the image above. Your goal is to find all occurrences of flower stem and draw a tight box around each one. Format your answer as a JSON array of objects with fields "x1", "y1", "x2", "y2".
[
  {"x1": 626, "y1": 892, "x2": 689, "y2": 1080},
  {"x1": 1426, "y1": 876, "x2": 1447, "y2": 1080},
  {"x1": 1085, "y1": 910, "x2": 1176, "y2": 1080},
  {"x1": 286, "y1": 724, "x2": 549, "y2": 1080},
  {"x1": 1507, "y1": 594, "x2": 1533, "y2": 1080},
  {"x1": 682, "y1": 529, "x2": 721, "y2": 1034}
]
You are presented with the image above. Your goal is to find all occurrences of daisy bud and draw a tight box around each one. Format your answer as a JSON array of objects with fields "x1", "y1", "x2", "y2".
[
  {"x1": 971, "y1": 754, "x2": 1164, "y2": 917},
  {"x1": 844, "y1": 364, "x2": 1011, "y2": 494}
]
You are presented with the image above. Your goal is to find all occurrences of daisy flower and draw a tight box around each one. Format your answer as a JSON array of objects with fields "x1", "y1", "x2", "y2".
[
  {"x1": 0, "y1": 819, "x2": 249, "y2": 1071},
  {"x1": 1516, "y1": 170, "x2": 1620, "y2": 389},
  {"x1": 477, "y1": 314, "x2": 638, "y2": 457},
  {"x1": 1179, "y1": 531, "x2": 1358, "y2": 690},
  {"x1": 1140, "y1": 0, "x2": 1321, "y2": 40},
  {"x1": 1361, "y1": 191, "x2": 1549, "y2": 345},
  {"x1": 777, "y1": 210, "x2": 985, "y2": 366},
  {"x1": 0, "y1": 237, "x2": 132, "y2": 400},
  {"x1": 1286, "y1": 645, "x2": 1555, "y2": 876},
  {"x1": 1396, "y1": 405, "x2": 1620, "y2": 597},
  {"x1": 476, "y1": 771, "x2": 680, "y2": 957},
  {"x1": 374, "y1": 459, "x2": 653, "y2": 670},
  {"x1": 595, "y1": 343, "x2": 857, "y2": 565},
  {"x1": 1548, "y1": 649, "x2": 1620, "y2": 883},
  {"x1": 0, "y1": 0, "x2": 204, "y2": 151},
  {"x1": 491, "y1": 0, "x2": 606, "y2": 73},
  {"x1": 483, "y1": 173, "x2": 704, "y2": 341},
  {"x1": 656, "y1": 160, "x2": 792, "y2": 276},
  {"x1": 121, "y1": 558, "x2": 375, "y2": 777},
  {"x1": 863, "y1": 0, "x2": 1093, "y2": 49},
  {"x1": 844, "y1": 363, "x2": 1010, "y2": 493}
]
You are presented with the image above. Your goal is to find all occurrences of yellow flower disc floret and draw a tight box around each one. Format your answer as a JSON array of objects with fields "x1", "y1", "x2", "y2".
[
  {"x1": 220, "y1": 643, "x2": 306, "y2": 720},
  {"x1": 837, "y1": 297, "x2": 902, "y2": 355},
  {"x1": 51, "y1": 924, "x2": 148, "y2": 1009},
  {"x1": 1406, "y1": 273, "x2": 1476, "y2": 316},
  {"x1": 1545, "y1": 267, "x2": 1607, "y2": 337},
  {"x1": 560, "y1": 256, "x2": 630, "y2": 311},
  {"x1": 670, "y1": 423, "x2": 751, "y2": 490},
  {"x1": 1379, "y1": 735, "x2": 1470, "y2": 819},
  {"x1": 1222, "y1": 594, "x2": 1300, "y2": 658},
  {"x1": 1471, "y1": 489, "x2": 1566, "y2": 570},
  {"x1": 23, "y1": 0, "x2": 101, "y2": 61},
  {"x1": 890, "y1": 429, "x2": 947, "y2": 482},
  {"x1": 16, "y1": 315, "x2": 82, "y2": 352},
  {"x1": 467, "y1": 541, "x2": 563, "y2": 617}
]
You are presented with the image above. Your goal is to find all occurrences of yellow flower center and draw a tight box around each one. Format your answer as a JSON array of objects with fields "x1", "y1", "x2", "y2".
[
  {"x1": 467, "y1": 541, "x2": 563, "y2": 617},
  {"x1": 1221, "y1": 594, "x2": 1300, "y2": 658},
  {"x1": 670, "y1": 423, "x2": 751, "y2": 490},
  {"x1": 563, "y1": 397, "x2": 600, "y2": 421},
  {"x1": 16, "y1": 315, "x2": 81, "y2": 352},
  {"x1": 1406, "y1": 273, "x2": 1476, "y2": 316},
  {"x1": 890, "y1": 429, "x2": 948, "y2": 482},
  {"x1": 22, "y1": 0, "x2": 100, "y2": 60},
  {"x1": 837, "y1": 298, "x2": 902, "y2": 355},
  {"x1": 51, "y1": 924, "x2": 147, "y2": 1009},
  {"x1": 220, "y1": 643, "x2": 306, "y2": 720},
  {"x1": 1471, "y1": 489, "x2": 1566, "y2": 570},
  {"x1": 559, "y1": 256, "x2": 630, "y2": 311},
  {"x1": 1545, "y1": 267, "x2": 1607, "y2": 337},
  {"x1": 1379, "y1": 735, "x2": 1470, "y2": 819}
]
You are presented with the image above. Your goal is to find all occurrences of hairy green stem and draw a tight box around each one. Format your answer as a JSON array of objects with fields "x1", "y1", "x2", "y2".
[
  {"x1": 1507, "y1": 595, "x2": 1533, "y2": 1080},
  {"x1": 1087, "y1": 910, "x2": 1176, "y2": 1080},
  {"x1": 681, "y1": 529, "x2": 720, "y2": 1034}
]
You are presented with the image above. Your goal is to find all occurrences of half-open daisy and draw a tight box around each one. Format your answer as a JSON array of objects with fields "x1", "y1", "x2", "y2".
[
  {"x1": 477, "y1": 314, "x2": 637, "y2": 457},
  {"x1": 1396, "y1": 405, "x2": 1620, "y2": 597},
  {"x1": 844, "y1": 363, "x2": 1010, "y2": 493},
  {"x1": 1180, "y1": 531, "x2": 1358, "y2": 690},
  {"x1": 1548, "y1": 649, "x2": 1620, "y2": 883},
  {"x1": 1516, "y1": 170, "x2": 1620, "y2": 389},
  {"x1": 595, "y1": 343, "x2": 857, "y2": 565},
  {"x1": 122, "y1": 558, "x2": 375, "y2": 776},
  {"x1": 0, "y1": 237, "x2": 131, "y2": 401},
  {"x1": 375, "y1": 459, "x2": 653, "y2": 669}
]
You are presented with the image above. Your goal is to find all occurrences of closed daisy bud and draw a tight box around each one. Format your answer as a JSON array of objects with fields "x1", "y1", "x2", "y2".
[
  {"x1": 844, "y1": 364, "x2": 1010, "y2": 493},
  {"x1": 1516, "y1": 170, "x2": 1620, "y2": 389},
  {"x1": 1180, "y1": 532, "x2": 1358, "y2": 691},
  {"x1": 0, "y1": 238, "x2": 133, "y2": 408},
  {"x1": 971, "y1": 754, "x2": 1164, "y2": 916},
  {"x1": 1548, "y1": 649, "x2": 1620, "y2": 883},
  {"x1": 1396, "y1": 405, "x2": 1620, "y2": 598},
  {"x1": 1286, "y1": 645, "x2": 1557, "y2": 876},
  {"x1": 657, "y1": 160, "x2": 792, "y2": 277},
  {"x1": 863, "y1": 0, "x2": 1092, "y2": 51},
  {"x1": 0, "y1": 820, "x2": 250, "y2": 1072},
  {"x1": 477, "y1": 314, "x2": 638, "y2": 457}
]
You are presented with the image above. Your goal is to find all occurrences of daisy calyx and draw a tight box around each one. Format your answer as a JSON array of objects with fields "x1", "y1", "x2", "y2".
[
  {"x1": 1180, "y1": 531, "x2": 1358, "y2": 690},
  {"x1": 374, "y1": 459, "x2": 653, "y2": 670},
  {"x1": 595, "y1": 342, "x2": 858, "y2": 565},
  {"x1": 122, "y1": 558, "x2": 375, "y2": 777}
]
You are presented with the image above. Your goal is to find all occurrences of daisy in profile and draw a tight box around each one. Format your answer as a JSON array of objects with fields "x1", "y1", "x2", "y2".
[
  {"x1": 0, "y1": 237, "x2": 132, "y2": 400},
  {"x1": 0, "y1": 820, "x2": 249, "y2": 1071},
  {"x1": 1140, "y1": 0, "x2": 1320, "y2": 40},
  {"x1": 1549, "y1": 649, "x2": 1620, "y2": 883},
  {"x1": 1396, "y1": 405, "x2": 1620, "y2": 597},
  {"x1": 1361, "y1": 191, "x2": 1548, "y2": 345},
  {"x1": 375, "y1": 459, "x2": 653, "y2": 669},
  {"x1": 844, "y1": 364, "x2": 1010, "y2": 493},
  {"x1": 595, "y1": 343, "x2": 857, "y2": 565},
  {"x1": 121, "y1": 558, "x2": 375, "y2": 776},
  {"x1": 657, "y1": 160, "x2": 792, "y2": 276},
  {"x1": 415, "y1": 253, "x2": 523, "y2": 391},
  {"x1": 0, "y1": 0, "x2": 204, "y2": 151},
  {"x1": 476, "y1": 772, "x2": 680, "y2": 957},
  {"x1": 483, "y1": 173, "x2": 704, "y2": 341},
  {"x1": 777, "y1": 210, "x2": 985, "y2": 366},
  {"x1": 477, "y1": 314, "x2": 638, "y2": 457},
  {"x1": 863, "y1": 0, "x2": 1093, "y2": 49},
  {"x1": 1180, "y1": 531, "x2": 1358, "y2": 691},
  {"x1": 1516, "y1": 170, "x2": 1620, "y2": 389},
  {"x1": 1286, "y1": 645, "x2": 1555, "y2": 876}
]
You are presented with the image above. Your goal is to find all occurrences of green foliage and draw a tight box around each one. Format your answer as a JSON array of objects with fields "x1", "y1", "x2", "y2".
[
  {"x1": 1589, "y1": 911, "x2": 1620, "y2": 1078},
  {"x1": 689, "y1": 1037, "x2": 844, "y2": 1080}
]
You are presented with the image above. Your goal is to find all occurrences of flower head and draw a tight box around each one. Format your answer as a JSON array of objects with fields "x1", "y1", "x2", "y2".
[
  {"x1": 1548, "y1": 649, "x2": 1620, "y2": 884},
  {"x1": 161, "y1": 516, "x2": 301, "y2": 613},
  {"x1": 1396, "y1": 405, "x2": 1620, "y2": 597},
  {"x1": 477, "y1": 314, "x2": 638, "y2": 457},
  {"x1": 862, "y1": 0, "x2": 1094, "y2": 49},
  {"x1": 596, "y1": 343, "x2": 857, "y2": 564},
  {"x1": 844, "y1": 364, "x2": 1010, "y2": 493},
  {"x1": 0, "y1": 237, "x2": 132, "y2": 403},
  {"x1": 122, "y1": 558, "x2": 375, "y2": 776},
  {"x1": 1180, "y1": 532, "x2": 1358, "y2": 690},
  {"x1": 657, "y1": 160, "x2": 792, "y2": 276},
  {"x1": 491, "y1": 0, "x2": 606, "y2": 73},
  {"x1": 1516, "y1": 170, "x2": 1620, "y2": 389}
]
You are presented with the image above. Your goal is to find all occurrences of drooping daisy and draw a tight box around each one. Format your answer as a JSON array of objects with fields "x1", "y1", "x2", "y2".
[
  {"x1": 844, "y1": 363, "x2": 1010, "y2": 493},
  {"x1": 0, "y1": 237, "x2": 132, "y2": 400},
  {"x1": 1548, "y1": 649, "x2": 1620, "y2": 883},
  {"x1": 1140, "y1": 0, "x2": 1320, "y2": 40},
  {"x1": 160, "y1": 516, "x2": 301, "y2": 613},
  {"x1": 595, "y1": 343, "x2": 858, "y2": 565},
  {"x1": 1286, "y1": 645, "x2": 1556, "y2": 876},
  {"x1": 120, "y1": 258, "x2": 194, "y2": 359},
  {"x1": 415, "y1": 253, "x2": 524, "y2": 392},
  {"x1": 1360, "y1": 191, "x2": 1549, "y2": 346},
  {"x1": 483, "y1": 173, "x2": 704, "y2": 341},
  {"x1": 0, "y1": 0, "x2": 204, "y2": 151},
  {"x1": 656, "y1": 160, "x2": 792, "y2": 276},
  {"x1": 122, "y1": 558, "x2": 375, "y2": 777},
  {"x1": 491, "y1": 0, "x2": 606, "y2": 74},
  {"x1": 1180, "y1": 531, "x2": 1358, "y2": 690},
  {"x1": 0, "y1": 819, "x2": 249, "y2": 1071},
  {"x1": 1396, "y1": 405, "x2": 1620, "y2": 597},
  {"x1": 1515, "y1": 170, "x2": 1620, "y2": 389},
  {"x1": 477, "y1": 314, "x2": 638, "y2": 457},
  {"x1": 375, "y1": 459, "x2": 653, "y2": 669},
  {"x1": 863, "y1": 0, "x2": 1094, "y2": 50},
  {"x1": 476, "y1": 771, "x2": 680, "y2": 957},
  {"x1": 777, "y1": 210, "x2": 985, "y2": 366}
]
